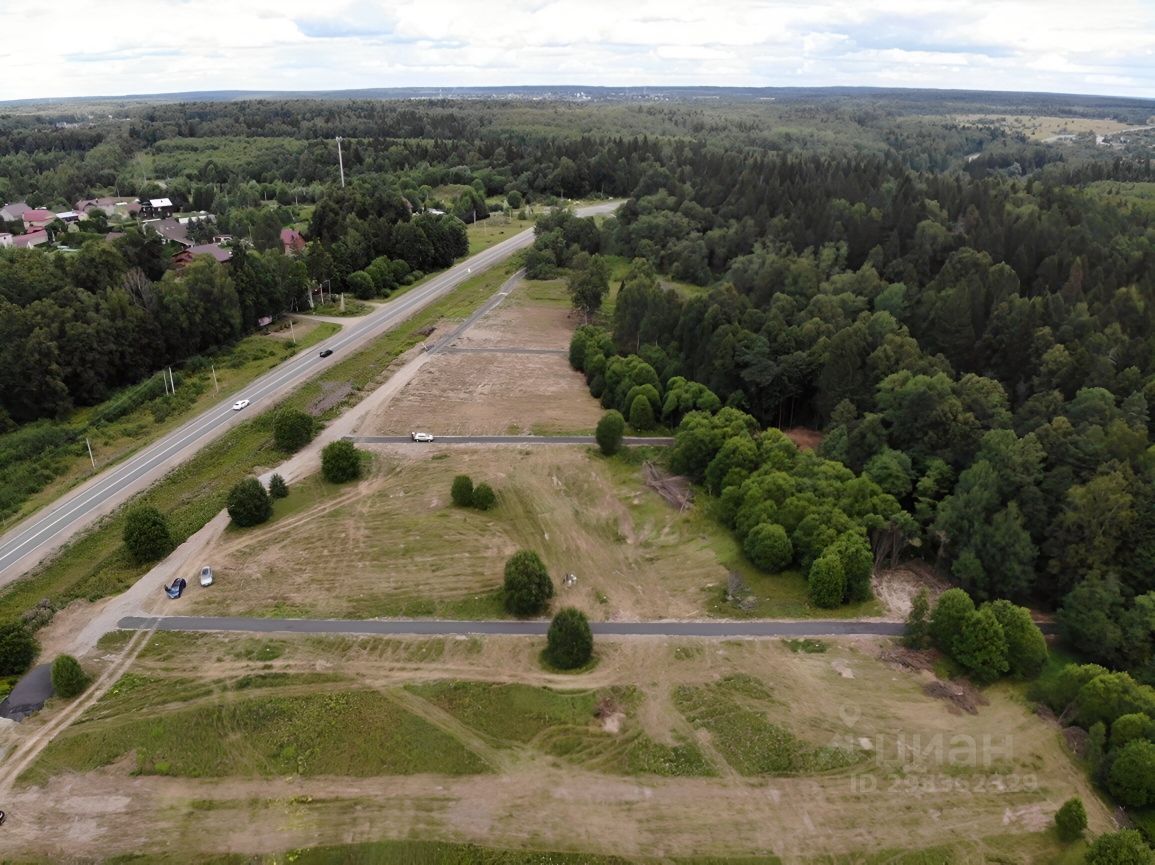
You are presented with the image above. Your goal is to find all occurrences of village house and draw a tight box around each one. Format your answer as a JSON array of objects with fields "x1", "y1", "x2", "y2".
[
  {"x1": 173, "y1": 243, "x2": 233, "y2": 268},
  {"x1": 12, "y1": 230, "x2": 49, "y2": 248},
  {"x1": 138, "y1": 198, "x2": 176, "y2": 219},
  {"x1": 21, "y1": 209, "x2": 55, "y2": 231},
  {"x1": 74, "y1": 197, "x2": 140, "y2": 220},
  {"x1": 0, "y1": 202, "x2": 33, "y2": 223},
  {"x1": 280, "y1": 227, "x2": 306, "y2": 255},
  {"x1": 145, "y1": 218, "x2": 193, "y2": 247}
]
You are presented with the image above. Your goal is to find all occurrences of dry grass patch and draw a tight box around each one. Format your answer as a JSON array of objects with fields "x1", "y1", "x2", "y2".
[{"x1": 185, "y1": 447, "x2": 732, "y2": 620}]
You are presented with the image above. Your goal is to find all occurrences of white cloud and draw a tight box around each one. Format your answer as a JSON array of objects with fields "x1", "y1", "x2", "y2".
[{"x1": 0, "y1": 0, "x2": 1153, "y2": 99}]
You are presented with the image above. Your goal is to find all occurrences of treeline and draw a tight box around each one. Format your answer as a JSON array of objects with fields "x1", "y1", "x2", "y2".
[{"x1": 558, "y1": 154, "x2": 1155, "y2": 678}]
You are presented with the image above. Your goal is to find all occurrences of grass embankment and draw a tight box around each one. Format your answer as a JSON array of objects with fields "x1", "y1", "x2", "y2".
[
  {"x1": 0, "y1": 261, "x2": 523, "y2": 623},
  {"x1": 0, "y1": 320, "x2": 339, "y2": 532}
]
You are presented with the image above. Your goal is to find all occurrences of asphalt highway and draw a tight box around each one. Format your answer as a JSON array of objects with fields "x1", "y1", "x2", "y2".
[
  {"x1": 0, "y1": 203, "x2": 621, "y2": 584},
  {"x1": 119, "y1": 615, "x2": 907, "y2": 637}
]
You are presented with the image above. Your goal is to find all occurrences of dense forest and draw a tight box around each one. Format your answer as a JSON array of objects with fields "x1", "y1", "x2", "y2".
[{"x1": 2, "y1": 93, "x2": 1154, "y2": 683}]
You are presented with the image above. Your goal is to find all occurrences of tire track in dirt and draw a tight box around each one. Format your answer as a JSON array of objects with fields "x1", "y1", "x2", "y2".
[
  {"x1": 377, "y1": 686, "x2": 511, "y2": 772},
  {"x1": 0, "y1": 626, "x2": 154, "y2": 793}
]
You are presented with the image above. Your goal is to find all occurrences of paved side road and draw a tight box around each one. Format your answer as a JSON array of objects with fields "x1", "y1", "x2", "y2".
[
  {"x1": 118, "y1": 615, "x2": 906, "y2": 637},
  {"x1": 346, "y1": 435, "x2": 675, "y2": 446}
]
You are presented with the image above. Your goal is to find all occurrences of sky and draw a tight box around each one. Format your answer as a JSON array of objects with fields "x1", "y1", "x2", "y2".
[{"x1": 0, "y1": 0, "x2": 1153, "y2": 101}]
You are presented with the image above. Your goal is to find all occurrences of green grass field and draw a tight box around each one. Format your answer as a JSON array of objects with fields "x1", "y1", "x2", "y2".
[{"x1": 26, "y1": 687, "x2": 490, "y2": 783}]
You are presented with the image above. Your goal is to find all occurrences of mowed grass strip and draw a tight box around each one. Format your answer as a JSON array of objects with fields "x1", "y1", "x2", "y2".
[
  {"x1": 672, "y1": 675, "x2": 862, "y2": 776},
  {"x1": 408, "y1": 681, "x2": 714, "y2": 778},
  {"x1": 25, "y1": 688, "x2": 490, "y2": 783},
  {"x1": 0, "y1": 260, "x2": 522, "y2": 623}
]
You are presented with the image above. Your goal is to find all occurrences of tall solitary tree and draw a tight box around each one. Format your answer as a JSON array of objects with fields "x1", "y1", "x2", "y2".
[
  {"x1": 503, "y1": 550, "x2": 554, "y2": 616},
  {"x1": 321, "y1": 440, "x2": 362, "y2": 483},
  {"x1": 227, "y1": 477, "x2": 272, "y2": 527},
  {"x1": 596, "y1": 410, "x2": 625, "y2": 455},
  {"x1": 546, "y1": 608, "x2": 594, "y2": 669}
]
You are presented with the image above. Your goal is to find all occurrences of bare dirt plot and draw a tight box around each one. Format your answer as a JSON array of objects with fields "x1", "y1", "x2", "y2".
[
  {"x1": 6, "y1": 632, "x2": 1111, "y2": 864},
  {"x1": 183, "y1": 447, "x2": 731, "y2": 621},
  {"x1": 361, "y1": 279, "x2": 603, "y2": 436}
]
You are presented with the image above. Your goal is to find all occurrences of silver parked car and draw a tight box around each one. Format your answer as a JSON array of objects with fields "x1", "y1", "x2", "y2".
[{"x1": 199, "y1": 565, "x2": 214, "y2": 587}]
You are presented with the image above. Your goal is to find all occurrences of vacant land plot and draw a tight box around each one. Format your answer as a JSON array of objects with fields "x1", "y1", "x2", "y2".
[
  {"x1": 362, "y1": 277, "x2": 603, "y2": 436},
  {"x1": 183, "y1": 447, "x2": 736, "y2": 620},
  {"x1": 944, "y1": 113, "x2": 1140, "y2": 139},
  {"x1": 8, "y1": 631, "x2": 1109, "y2": 864}
]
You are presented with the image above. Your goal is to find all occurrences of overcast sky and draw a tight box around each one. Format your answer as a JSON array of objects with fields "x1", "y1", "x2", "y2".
[{"x1": 1, "y1": 0, "x2": 1153, "y2": 102}]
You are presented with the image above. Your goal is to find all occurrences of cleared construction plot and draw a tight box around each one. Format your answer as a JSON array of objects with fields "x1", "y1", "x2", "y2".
[
  {"x1": 363, "y1": 279, "x2": 604, "y2": 436},
  {"x1": 8, "y1": 631, "x2": 1108, "y2": 863}
]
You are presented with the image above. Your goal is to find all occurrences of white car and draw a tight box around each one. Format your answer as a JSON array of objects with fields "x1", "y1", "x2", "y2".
[
  {"x1": 232, "y1": 399, "x2": 250, "y2": 411},
  {"x1": 199, "y1": 565, "x2": 214, "y2": 587},
  {"x1": 411, "y1": 431, "x2": 434, "y2": 442}
]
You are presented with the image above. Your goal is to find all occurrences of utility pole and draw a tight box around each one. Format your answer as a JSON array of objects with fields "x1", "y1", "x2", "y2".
[
  {"x1": 336, "y1": 137, "x2": 346, "y2": 188},
  {"x1": 85, "y1": 437, "x2": 95, "y2": 469},
  {"x1": 288, "y1": 318, "x2": 296, "y2": 344},
  {"x1": 211, "y1": 363, "x2": 219, "y2": 393},
  {"x1": 168, "y1": 367, "x2": 175, "y2": 392}
]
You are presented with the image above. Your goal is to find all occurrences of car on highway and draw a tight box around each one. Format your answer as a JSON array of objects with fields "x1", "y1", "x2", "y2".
[
  {"x1": 319, "y1": 349, "x2": 333, "y2": 358},
  {"x1": 199, "y1": 565, "x2": 214, "y2": 587},
  {"x1": 232, "y1": 399, "x2": 250, "y2": 411},
  {"x1": 411, "y1": 431, "x2": 435, "y2": 442}
]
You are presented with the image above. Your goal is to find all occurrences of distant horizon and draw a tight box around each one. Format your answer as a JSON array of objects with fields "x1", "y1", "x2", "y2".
[
  {"x1": 3, "y1": 83, "x2": 1154, "y2": 108},
  {"x1": 2, "y1": 1, "x2": 1152, "y2": 103}
]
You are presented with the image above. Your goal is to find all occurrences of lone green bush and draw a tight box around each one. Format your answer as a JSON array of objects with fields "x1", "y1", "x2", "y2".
[
  {"x1": 322, "y1": 440, "x2": 361, "y2": 483},
  {"x1": 503, "y1": 550, "x2": 554, "y2": 616},
  {"x1": 268, "y1": 474, "x2": 289, "y2": 499},
  {"x1": 0, "y1": 622, "x2": 38, "y2": 676},
  {"x1": 227, "y1": 477, "x2": 272, "y2": 527},
  {"x1": 272, "y1": 408, "x2": 315, "y2": 453},
  {"x1": 471, "y1": 483, "x2": 497, "y2": 511},
  {"x1": 1054, "y1": 797, "x2": 1087, "y2": 842},
  {"x1": 596, "y1": 410, "x2": 625, "y2": 456},
  {"x1": 807, "y1": 554, "x2": 845, "y2": 608},
  {"x1": 743, "y1": 523, "x2": 793, "y2": 572},
  {"x1": 451, "y1": 475, "x2": 474, "y2": 507},
  {"x1": 122, "y1": 506, "x2": 174, "y2": 563},
  {"x1": 51, "y1": 654, "x2": 89, "y2": 699},
  {"x1": 546, "y1": 608, "x2": 593, "y2": 669}
]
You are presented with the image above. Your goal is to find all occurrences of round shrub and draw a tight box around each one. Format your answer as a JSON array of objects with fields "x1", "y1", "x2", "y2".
[
  {"x1": 628, "y1": 393, "x2": 655, "y2": 431},
  {"x1": 268, "y1": 474, "x2": 289, "y2": 499},
  {"x1": 227, "y1": 477, "x2": 272, "y2": 527},
  {"x1": 743, "y1": 523, "x2": 793, "y2": 572},
  {"x1": 51, "y1": 654, "x2": 89, "y2": 699},
  {"x1": 1054, "y1": 797, "x2": 1087, "y2": 843},
  {"x1": 596, "y1": 410, "x2": 625, "y2": 456},
  {"x1": 122, "y1": 506, "x2": 174, "y2": 564},
  {"x1": 547, "y1": 608, "x2": 593, "y2": 670},
  {"x1": 503, "y1": 550, "x2": 554, "y2": 616},
  {"x1": 273, "y1": 409, "x2": 315, "y2": 453},
  {"x1": 1108, "y1": 740, "x2": 1155, "y2": 807},
  {"x1": 808, "y1": 554, "x2": 845, "y2": 609},
  {"x1": 929, "y1": 588, "x2": 975, "y2": 655},
  {"x1": 0, "y1": 621, "x2": 38, "y2": 676},
  {"x1": 451, "y1": 475, "x2": 474, "y2": 507},
  {"x1": 321, "y1": 439, "x2": 361, "y2": 483},
  {"x1": 471, "y1": 483, "x2": 497, "y2": 511}
]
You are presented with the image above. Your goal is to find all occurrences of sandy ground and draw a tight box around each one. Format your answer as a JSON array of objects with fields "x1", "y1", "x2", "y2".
[
  {"x1": 362, "y1": 290, "x2": 603, "y2": 436},
  {"x1": 2, "y1": 636, "x2": 1114, "y2": 863}
]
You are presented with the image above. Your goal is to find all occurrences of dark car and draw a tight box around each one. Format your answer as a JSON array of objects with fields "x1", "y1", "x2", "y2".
[{"x1": 319, "y1": 349, "x2": 334, "y2": 358}]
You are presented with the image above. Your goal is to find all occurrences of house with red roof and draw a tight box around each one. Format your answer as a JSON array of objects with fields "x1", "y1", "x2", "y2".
[
  {"x1": 12, "y1": 230, "x2": 49, "y2": 248},
  {"x1": 280, "y1": 228, "x2": 306, "y2": 255},
  {"x1": 22, "y1": 209, "x2": 55, "y2": 230}
]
